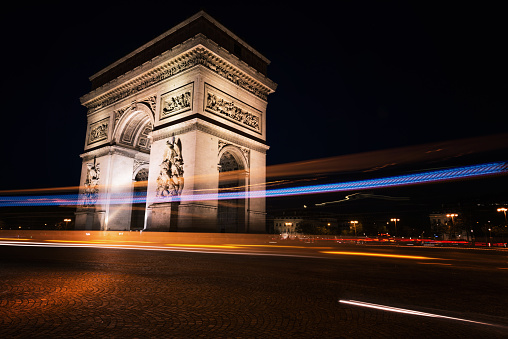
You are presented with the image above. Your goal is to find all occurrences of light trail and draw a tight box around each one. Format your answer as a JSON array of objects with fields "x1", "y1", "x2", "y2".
[
  {"x1": 265, "y1": 133, "x2": 508, "y2": 179},
  {"x1": 165, "y1": 244, "x2": 241, "y2": 249},
  {"x1": 1, "y1": 161, "x2": 506, "y2": 207},
  {"x1": 0, "y1": 240, "x2": 320, "y2": 259},
  {"x1": 339, "y1": 300, "x2": 498, "y2": 327},
  {"x1": 320, "y1": 251, "x2": 440, "y2": 260}
]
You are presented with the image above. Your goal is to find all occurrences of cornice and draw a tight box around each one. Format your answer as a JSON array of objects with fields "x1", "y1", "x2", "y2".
[
  {"x1": 80, "y1": 145, "x2": 141, "y2": 161},
  {"x1": 81, "y1": 36, "x2": 277, "y2": 115},
  {"x1": 151, "y1": 118, "x2": 269, "y2": 154}
]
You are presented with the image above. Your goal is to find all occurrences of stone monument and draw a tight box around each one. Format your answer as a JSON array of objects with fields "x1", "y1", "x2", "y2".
[{"x1": 75, "y1": 11, "x2": 277, "y2": 232}]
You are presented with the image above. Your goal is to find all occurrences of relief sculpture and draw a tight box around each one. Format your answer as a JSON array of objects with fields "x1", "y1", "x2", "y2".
[
  {"x1": 160, "y1": 83, "x2": 193, "y2": 120},
  {"x1": 82, "y1": 156, "x2": 100, "y2": 206},
  {"x1": 88, "y1": 120, "x2": 108, "y2": 144},
  {"x1": 162, "y1": 91, "x2": 191, "y2": 116},
  {"x1": 206, "y1": 92, "x2": 260, "y2": 131},
  {"x1": 156, "y1": 137, "x2": 184, "y2": 197}
]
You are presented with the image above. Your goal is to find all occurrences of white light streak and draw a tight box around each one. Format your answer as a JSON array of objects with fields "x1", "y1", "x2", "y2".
[
  {"x1": 339, "y1": 300, "x2": 496, "y2": 326},
  {"x1": 0, "y1": 241, "x2": 318, "y2": 259}
]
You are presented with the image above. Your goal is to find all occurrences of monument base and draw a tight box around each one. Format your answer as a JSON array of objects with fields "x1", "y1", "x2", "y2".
[
  {"x1": 75, "y1": 209, "x2": 105, "y2": 230},
  {"x1": 145, "y1": 201, "x2": 218, "y2": 232},
  {"x1": 145, "y1": 202, "x2": 179, "y2": 232}
]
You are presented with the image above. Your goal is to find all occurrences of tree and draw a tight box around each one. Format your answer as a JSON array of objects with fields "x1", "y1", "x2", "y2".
[{"x1": 296, "y1": 221, "x2": 329, "y2": 235}]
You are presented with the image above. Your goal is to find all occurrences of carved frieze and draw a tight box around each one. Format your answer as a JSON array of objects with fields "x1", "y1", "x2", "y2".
[
  {"x1": 83, "y1": 47, "x2": 271, "y2": 114},
  {"x1": 160, "y1": 83, "x2": 193, "y2": 120},
  {"x1": 88, "y1": 118, "x2": 109, "y2": 144},
  {"x1": 204, "y1": 84, "x2": 261, "y2": 133}
]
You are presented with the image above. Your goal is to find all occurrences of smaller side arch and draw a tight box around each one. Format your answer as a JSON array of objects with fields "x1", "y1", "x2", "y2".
[
  {"x1": 217, "y1": 144, "x2": 250, "y2": 233},
  {"x1": 217, "y1": 144, "x2": 249, "y2": 172}
]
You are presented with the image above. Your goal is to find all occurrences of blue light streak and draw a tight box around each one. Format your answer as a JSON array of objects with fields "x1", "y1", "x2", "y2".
[{"x1": 1, "y1": 162, "x2": 506, "y2": 207}]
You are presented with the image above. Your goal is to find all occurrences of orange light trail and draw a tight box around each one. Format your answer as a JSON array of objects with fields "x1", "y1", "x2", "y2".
[
  {"x1": 165, "y1": 244, "x2": 241, "y2": 249},
  {"x1": 320, "y1": 251, "x2": 440, "y2": 260}
]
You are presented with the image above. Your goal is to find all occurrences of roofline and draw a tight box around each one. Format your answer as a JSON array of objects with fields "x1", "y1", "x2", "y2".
[{"x1": 89, "y1": 10, "x2": 271, "y2": 82}]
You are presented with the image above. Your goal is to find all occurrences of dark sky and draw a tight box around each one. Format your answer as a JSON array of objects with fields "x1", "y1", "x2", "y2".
[{"x1": 1, "y1": 1, "x2": 506, "y2": 190}]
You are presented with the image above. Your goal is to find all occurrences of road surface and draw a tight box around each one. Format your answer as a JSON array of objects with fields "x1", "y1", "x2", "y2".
[{"x1": 0, "y1": 235, "x2": 507, "y2": 338}]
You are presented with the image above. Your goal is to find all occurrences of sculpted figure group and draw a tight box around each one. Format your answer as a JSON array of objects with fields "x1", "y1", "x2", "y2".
[
  {"x1": 83, "y1": 156, "x2": 100, "y2": 206},
  {"x1": 156, "y1": 137, "x2": 184, "y2": 197}
]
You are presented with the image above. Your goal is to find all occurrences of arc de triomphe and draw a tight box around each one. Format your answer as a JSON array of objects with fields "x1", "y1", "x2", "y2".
[{"x1": 75, "y1": 11, "x2": 277, "y2": 232}]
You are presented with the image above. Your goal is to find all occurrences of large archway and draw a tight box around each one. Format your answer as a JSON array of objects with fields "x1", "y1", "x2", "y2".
[
  {"x1": 113, "y1": 103, "x2": 153, "y2": 230},
  {"x1": 113, "y1": 103, "x2": 153, "y2": 152},
  {"x1": 218, "y1": 148, "x2": 248, "y2": 233}
]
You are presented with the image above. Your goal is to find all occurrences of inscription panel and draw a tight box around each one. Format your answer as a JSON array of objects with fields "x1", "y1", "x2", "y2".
[
  {"x1": 204, "y1": 83, "x2": 262, "y2": 134},
  {"x1": 88, "y1": 118, "x2": 109, "y2": 144},
  {"x1": 160, "y1": 83, "x2": 193, "y2": 120}
]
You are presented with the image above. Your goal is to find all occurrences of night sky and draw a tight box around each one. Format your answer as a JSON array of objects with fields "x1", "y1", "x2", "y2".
[{"x1": 1, "y1": 1, "x2": 506, "y2": 191}]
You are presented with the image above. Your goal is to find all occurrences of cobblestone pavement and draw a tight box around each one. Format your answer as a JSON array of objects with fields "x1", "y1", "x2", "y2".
[{"x1": 1, "y1": 245, "x2": 507, "y2": 338}]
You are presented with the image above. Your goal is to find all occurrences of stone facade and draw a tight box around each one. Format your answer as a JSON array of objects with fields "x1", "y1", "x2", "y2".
[{"x1": 75, "y1": 11, "x2": 276, "y2": 233}]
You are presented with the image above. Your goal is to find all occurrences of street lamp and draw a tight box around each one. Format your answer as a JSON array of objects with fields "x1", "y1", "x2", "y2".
[
  {"x1": 446, "y1": 214, "x2": 458, "y2": 239},
  {"x1": 64, "y1": 219, "x2": 71, "y2": 228},
  {"x1": 498, "y1": 207, "x2": 507, "y2": 225},
  {"x1": 390, "y1": 218, "x2": 400, "y2": 237},
  {"x1": 446, "y1": 213, "x2": 458, "y2": 222},
  {"x1": 285, "y1": 222, "x2": 292, "y2": 238},
  {"x1": 350, "y1": 221, "x2": 358, "y2": 236}
]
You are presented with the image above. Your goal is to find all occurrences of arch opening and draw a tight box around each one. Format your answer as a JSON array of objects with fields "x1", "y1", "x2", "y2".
[
  {"x1": 113, "y1": 104, "x2": 154, "y2": 152},
  {"x1": 130, "y1": 167, "x2": 149, "y2": 230},
  {"x1": 218, "y1": 150, "x2": 247, "y2": 233},
  {"x1": 112, "y1": 105, "x2": 153, "y2": 231}
]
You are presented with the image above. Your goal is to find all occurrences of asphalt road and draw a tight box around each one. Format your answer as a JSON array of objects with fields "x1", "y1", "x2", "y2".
[{"x1": 1, "y1": 241, "x2": 507, "y2": 338}]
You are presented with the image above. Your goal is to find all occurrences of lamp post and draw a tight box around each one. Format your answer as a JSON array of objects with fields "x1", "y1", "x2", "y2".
[
  {"x1": 350, "y1": 221, "x2": 358, "y2": 236},
  {"x1": 498, "y1": 207, "x2": 507, "y2": 225},
  {"x1": 390, "y1": 218, "x2": 399, "y2": 237},
  {"x1": 446, "y1": 213, "x2": 458, "y2": 223},
  {"x1": 64, "y1": 218, "x2": 71, "y2": 229},
  {"x1": 285, "y1": 222, "x2": 292, "y2": 238},
  {"x1": 446, "y1": 214, "x2": 458, "y2": 239}
]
